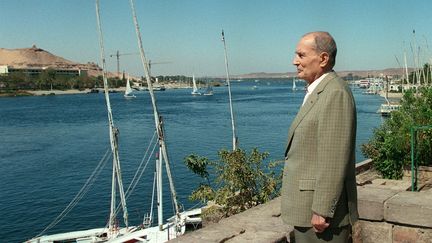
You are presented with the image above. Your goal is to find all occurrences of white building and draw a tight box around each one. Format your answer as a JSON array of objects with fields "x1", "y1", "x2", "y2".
[{"x1": 0, "y1": 65, "x2": 87, "y2": 77}]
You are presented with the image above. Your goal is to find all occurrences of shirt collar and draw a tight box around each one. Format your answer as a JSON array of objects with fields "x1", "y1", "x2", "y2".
[{"x1": 306, "y1": 72, "x2": 329, "y2": 94}]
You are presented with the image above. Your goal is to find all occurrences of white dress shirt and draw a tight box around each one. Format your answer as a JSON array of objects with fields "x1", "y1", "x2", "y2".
[{"x1": 302, "y1": 73, "x2": 330, "y2": 106}]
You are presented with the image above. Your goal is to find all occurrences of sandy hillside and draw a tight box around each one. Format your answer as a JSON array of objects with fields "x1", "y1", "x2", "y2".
[
  {"x1": 0, "y1": 45, "x2": 77, "y2": 67},
  {"x1": 0, "y1": 45, "x2": 111, "y2": 77}
]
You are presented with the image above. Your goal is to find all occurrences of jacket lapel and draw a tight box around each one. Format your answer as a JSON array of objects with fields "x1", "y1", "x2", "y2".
[{"x1": 284, "y1": 72, "x2": 337, "y2": 156}]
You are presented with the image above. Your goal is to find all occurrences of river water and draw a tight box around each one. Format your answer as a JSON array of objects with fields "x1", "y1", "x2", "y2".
[{"x1": 0, "y1": 79, "x2": 385, "y2": 242}]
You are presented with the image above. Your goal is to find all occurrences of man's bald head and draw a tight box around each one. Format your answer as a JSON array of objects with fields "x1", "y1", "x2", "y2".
[{"x1": 303, "y1": 31, "x2": 337, "y2": 69}]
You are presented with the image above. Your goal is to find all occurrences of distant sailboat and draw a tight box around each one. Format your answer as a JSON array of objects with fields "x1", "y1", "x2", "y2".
[
  {"x1": 152, "y1": 77, "x2": 166, "y2": 91},
  {"x1": 292, "y1": 77, "x2": 297, "y2": 91},
  {"x1": 203, "y1": 83, "x2": 213, "y2": 96},
  {"x1": 124, "y1": 75, "x2": 136, "y2": 98},
  {"x1": 191, "y1": 74, "x2": 201, "y2": 95}
]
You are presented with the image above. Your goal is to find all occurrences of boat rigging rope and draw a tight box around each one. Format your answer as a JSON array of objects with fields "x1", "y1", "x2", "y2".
[
  {"x1": 124, "y1": 138, "x2": 158, "y2": 199},
  {"x1": 147, "y1": 168, "x2": 157, "y2": 226},
  {"x1": 35, "y1": 148, "x2": 111, "y2": 237},
  {"x1": 186, "y1": 201, "x2": 205, "y2": 211},
  {"x1": 125, "y1": 131, "x2": 157, "y2": 196},
  {"x1": 108, "y1": 135, "x2": 158, "y2": 227}
]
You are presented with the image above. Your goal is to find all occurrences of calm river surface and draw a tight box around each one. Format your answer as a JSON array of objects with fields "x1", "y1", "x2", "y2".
[{"x1": 0, "y1": 80, "x2": 385, "y2": 242}]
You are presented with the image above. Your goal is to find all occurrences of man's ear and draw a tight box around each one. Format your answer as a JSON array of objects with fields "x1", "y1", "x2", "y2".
[{"x1": 319, "y1": 52, "x2": 330, "y2": 68}]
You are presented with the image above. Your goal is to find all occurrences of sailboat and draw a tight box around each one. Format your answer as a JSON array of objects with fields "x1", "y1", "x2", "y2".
[
  {"x1": 27, "y1": 1, "x2": 130, "y2": 242},
  {"x1": 108, "y1": 0, "x2": 200, "y2": 241},
  {"x1": 191, "y1": 74, "x2": 201, "y2": 95},
  {"x1": 27, "y1": 1, "x2": 200, "y2": 242},
  {"x1": 203, "y1": 82, "x2": 213, "y2": 96},
  {"x1": 124, "y1": 75, "x2": 136, "y2": 98},
  {"x1": 292, "y1": 77, "x2": 297, "y2": 91},
  {"x1": 153, "y1": 77, "x2": 166, "y2": 91}
]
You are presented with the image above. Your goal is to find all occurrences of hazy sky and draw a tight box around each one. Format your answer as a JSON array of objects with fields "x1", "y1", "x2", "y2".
[{"x1": 1, "y1": 0, "x2": 432, "y2": 77}]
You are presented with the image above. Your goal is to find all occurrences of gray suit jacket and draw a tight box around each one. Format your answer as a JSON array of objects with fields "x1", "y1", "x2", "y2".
[{"x1": 281, "y1": 72, "x2": 359, "y2": 227}]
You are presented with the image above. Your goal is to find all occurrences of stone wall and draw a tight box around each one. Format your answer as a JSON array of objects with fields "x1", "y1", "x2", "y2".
[
  {"x1": 354, "y1": 184, "x2": 432, "y2": 243},
  {"x1": 170, "y1": 161, "x2": 432, "y2": 243},
  {"x1": 170, "y1": 197, "x2": 292, "y2": 243}
]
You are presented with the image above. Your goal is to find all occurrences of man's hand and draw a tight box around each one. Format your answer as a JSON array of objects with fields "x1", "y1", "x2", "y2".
[{"x1": 311, "y1": 213, "x2": 329, "y2": 233}]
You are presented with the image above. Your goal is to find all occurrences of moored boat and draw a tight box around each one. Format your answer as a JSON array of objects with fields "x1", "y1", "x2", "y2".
[
  {"x1": 378, "y1": 102, "x2": 400, "y2": 116},
  {"x1": 26, "y1": 1, "x2": 201, "y2": 242},
  {"x1": 191, "y1": 74, "x2": 201, "y2": 95},
  {"x1": 203, "y1": 83, "x2": 213, "y2": 96},
  {"x1": 124, "y1": 75, "x2": 136, "y2": 98}
]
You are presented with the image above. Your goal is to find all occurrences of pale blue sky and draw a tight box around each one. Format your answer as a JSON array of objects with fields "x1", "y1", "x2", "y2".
[{"x1": 1, "y1": 0, "x2": 432, "y2": 76}]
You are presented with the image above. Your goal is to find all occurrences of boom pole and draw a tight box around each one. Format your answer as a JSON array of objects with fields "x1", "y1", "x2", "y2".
[
  {"x1": 222, "y1": 30, "x2": 238, "y2": 151},
  {"x1": 129, "y1": 0, "x2": 181, "y2": 229},
  {"x1": 95, "y1": 0, "x2": 129, "y2": 235}
]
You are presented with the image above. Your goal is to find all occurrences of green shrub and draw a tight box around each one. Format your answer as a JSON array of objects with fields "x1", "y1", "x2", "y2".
[
  {"x1": 184, "y1": 148, "x2": 282, "y2": 220},
  {"x1": 362, "y1": 87, "x2": 432, "y2": 179}
]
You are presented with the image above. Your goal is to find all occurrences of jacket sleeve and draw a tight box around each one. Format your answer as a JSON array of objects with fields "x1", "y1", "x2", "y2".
[{"x1": 312, "y1": 88, "x2": 355, "y2": 218}]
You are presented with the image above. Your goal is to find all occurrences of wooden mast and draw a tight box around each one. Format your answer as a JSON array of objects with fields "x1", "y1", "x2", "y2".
[
  {"x1": 129, "y1": 0, "x2": 181, "y2": 232},
  {"x1": 95, "y1": 0, "x2": 129, "y2": 235},
  {"x1": 221, "y1": 30, "x2": 238, "y2": 151}
]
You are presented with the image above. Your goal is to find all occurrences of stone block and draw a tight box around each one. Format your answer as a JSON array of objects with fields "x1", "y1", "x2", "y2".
[
  {"x1": 354, "y1": 220, "x2": 392, "y2": 243},
  {"x1": 367, "y1": 178, "x2": 412, "y2": 191},
  {"x1": 171, "y1": 197, "x2": 293, "y2": 243},
  {"x1": 357, "y1": 186, "x2": 398, "y2": 221},
  {"x1": 352, "y1": 221, "x2": 363, "y2": 243},
  {"x1": 393, "y1": 225, "x2": 432, "y2": 243},
  {"x1": 385, "y1": 191, "x2": 432, "y2": 228},
  {"x1": 227, "y1": 231, "x2": 290, "y2": 243}
]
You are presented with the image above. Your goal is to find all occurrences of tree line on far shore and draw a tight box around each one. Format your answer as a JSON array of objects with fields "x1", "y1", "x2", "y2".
[
  {"x1": 0, "y1": 68, "x2": 204, "y2": 93},
  {"x1": 0, "y1": 68, "x2": 120, "y2": 92}
]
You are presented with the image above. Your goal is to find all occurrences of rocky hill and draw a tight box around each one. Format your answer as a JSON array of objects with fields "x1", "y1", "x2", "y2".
[
  {"x1": 0, "y1": 45, "x2": 75, "y2": 67},
  {"x1": 0, "y1": 45, "x2": 104, "y2": 76}
]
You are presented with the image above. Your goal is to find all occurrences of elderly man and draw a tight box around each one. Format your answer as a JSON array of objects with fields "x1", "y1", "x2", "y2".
[{"x1": 281, "y1": 32, "x2": 358, "y2": 243}]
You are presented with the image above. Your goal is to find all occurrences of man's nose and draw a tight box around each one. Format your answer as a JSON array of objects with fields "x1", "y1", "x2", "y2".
[{"x1": 292, "y1": 56, "x2": 299, "y2": 66}]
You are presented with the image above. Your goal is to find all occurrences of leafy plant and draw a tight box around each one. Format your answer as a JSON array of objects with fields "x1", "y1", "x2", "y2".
[
  {"x1": 361, "y1": 87, "x2": 432, "y2": 179},
  {"x1": 184, "y1": 148, "x2": 282, "y2": 220}
]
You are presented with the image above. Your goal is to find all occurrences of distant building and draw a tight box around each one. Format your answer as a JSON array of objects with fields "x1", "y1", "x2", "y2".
[
  {"x1": 389, "y1": 84, "x2": 402, "y2": 92},
  {"x1": 0, "y1": 65, "x2": 87, "y2": 77}
]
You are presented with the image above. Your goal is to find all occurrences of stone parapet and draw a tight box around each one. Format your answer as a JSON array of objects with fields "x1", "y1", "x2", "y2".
[
  {"x1": 384, "y1": 191, "x2": 432, "y2": 228},
  {"x1": 354, "y1": 178, "x2": 432, "y2": 242},
  {"x1": 170, "y1": 160, "x2": 432, "y2": 242},
  {"x1": 357, "y1": 187, "x2": 398, "y2": 221},
  {"x1": 170, "y1": 197, "x2": 292, "y2": 243}
]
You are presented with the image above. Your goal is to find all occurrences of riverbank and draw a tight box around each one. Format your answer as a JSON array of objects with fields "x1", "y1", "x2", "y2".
[
  {"x1": 0, "y1": 83, "x2": 193, "y2": 97},
  {"x1": 378, "y1": 91, "x2": 403, "y2": 99},
  {"x1": 28, "y1": 89, "x2": 95, "y2": 96}
]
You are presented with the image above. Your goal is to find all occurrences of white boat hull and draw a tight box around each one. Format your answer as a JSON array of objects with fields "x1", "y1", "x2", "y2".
[
  {"x1": 378, "y1": 103, "x2": 400, "y2": 116},
  {"x1": 26, "y1": 227, "x2": 109, "y2": 243},
  {"x1": 26, "y1": 223, "x2": 183, "y2": 243},
  {"x1": 108, "y1": 222, "x2": 185, "y2": 243}
]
